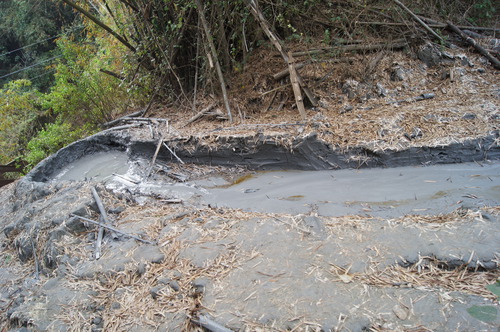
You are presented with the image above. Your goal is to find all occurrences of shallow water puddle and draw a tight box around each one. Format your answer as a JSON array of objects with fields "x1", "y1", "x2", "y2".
[
  {"x1": 54, "y1": 151, "x2": 129, "y2": 181},
  {"x1": 202, "y1": 162, "x2": 500, "y2": 217}
]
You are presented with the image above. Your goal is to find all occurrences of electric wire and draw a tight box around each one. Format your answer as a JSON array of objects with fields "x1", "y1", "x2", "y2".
[{"x1": 0, "y1": 55, "x2": 63, "y2": 80}]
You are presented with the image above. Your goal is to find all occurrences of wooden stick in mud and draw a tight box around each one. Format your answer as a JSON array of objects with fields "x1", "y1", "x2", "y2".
[
  {"x1": 446, "y1": 21, "x2": 500, "y2": 70},
  {"x1": 162, "y1": 142, "x2": 185, "y2": 164},
  {"x1": 91, "y1": 186, "x2": 111, "y2": 259},
  {"x1": 193, "y1": 314, "x2": 234, "y2": 332},
  {"x1": 146, "y1": 137, "x2": 164, "y2": 179},
  {"x1": 71, "y1": 214, "x2": 155, "y2": 245}
]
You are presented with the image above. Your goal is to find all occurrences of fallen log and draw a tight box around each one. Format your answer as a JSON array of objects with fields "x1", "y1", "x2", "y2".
[{"x1": 447, "y1": 21, "x2": 500, "y2": 70}]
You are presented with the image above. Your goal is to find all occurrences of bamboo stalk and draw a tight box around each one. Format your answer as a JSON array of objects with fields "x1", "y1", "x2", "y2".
[
  {"x1": 195, "y1": 0, "x2": 233, "y2": 122},
  {"x1": 60, "y1": 0, "x2": 136, "y2": 52}
]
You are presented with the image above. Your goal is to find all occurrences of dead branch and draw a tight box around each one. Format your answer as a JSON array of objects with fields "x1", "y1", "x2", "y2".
[
  {"x1": 244, "y1": 0, "x2": 317, "y2": 118},
  {"x1": 392, "y1": 0, "x2": 446, "y2": 45},
  {"x1": 447, "y1": 21, "x2": 500, "y2": 70},
  {"x1": 183, "y1": 103, "x2": 216, "y2": 126},
  {"x1": 291, "y1": 39, "x2": 408, "y2": 57},
  {"x1": 71, "y1": 214, "x2": 155, "y2": 245},
  {"x1": 193, "y1": 314, "x2": 234, "y2": 332},
  {"x1": 162, "y1": 142, "x2": 185, "y2": 164}
]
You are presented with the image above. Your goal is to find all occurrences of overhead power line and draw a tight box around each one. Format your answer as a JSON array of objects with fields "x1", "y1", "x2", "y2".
[
  {"x1": 0, "y1": 25, "x2": 85, "y2": 59},
  {"x1": 0, "y1": 55, "x2": 63, "y2": 80},
  {"x1": 0, "y1": 35, "x2": 59, "y2": 58}
]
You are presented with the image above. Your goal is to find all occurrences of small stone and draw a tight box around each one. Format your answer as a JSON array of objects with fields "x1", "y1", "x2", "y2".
[
  {"x1": 168, "y1": 280, "x2": 180, "y2": 292},
  {"x1": 192, "y1": 277, "x2": 209, "y2": 295},
  {"x1": 376, "y1": 83, "x2": 387, "y2": 97},
  {"x1": 462, "y1": 113, "x2": 476, "y2": 120},
  {"x1": 150, "y1": 286, "x2": 163, "y2": 300},
  {"x1": 391, "y1": 68, "x2": 406, "y2": 81},
  {"x1": 111, "y1": 302, "x2": 121, "y2": 310},
  {"x1": 92, "y1": 317, "x2": 103, "y2": 325},
  {"x1": 393, "y1": 304, "x2": 409, "y2": 320},
  {"x1": 136, "y1": 262, "x2": 146, "y2": 276}
]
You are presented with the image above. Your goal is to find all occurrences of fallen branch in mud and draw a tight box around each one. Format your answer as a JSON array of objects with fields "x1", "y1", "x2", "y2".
[
  {"x1": 447, "y1": 21, "x2": 500, "y2": 70},
  {"x1": 71, "y1": 214, "x2": 156, "y2": 245},
  {"x1": 91, "y1": 187, "x2": 111, "y2": 259},
  {"x1": 162, "y1": 142, "x2": 185, "y2": 164},
  {"x1": 146, "y1": 137, "x2": 164, "y2": 180},
  {"x1": 192, "y1": 314, "x2": 234, "y2": 332}
]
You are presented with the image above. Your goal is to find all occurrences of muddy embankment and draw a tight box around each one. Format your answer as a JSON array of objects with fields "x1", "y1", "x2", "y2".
[
  {"x1": 27, "y1": 129, "x2": 500, "y2": 182},
  {"x1": 1, "y1": 128, "x2": 500, "y2": 331}
]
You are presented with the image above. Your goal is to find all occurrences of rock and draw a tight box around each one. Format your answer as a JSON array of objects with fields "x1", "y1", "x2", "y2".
[
  {"x1": 136, "y1": 262, "x2": 146, "y2": 276},
  {"x1": 376, "y1": 83, "x2": 387, "y2": 97},
  {"x1": 168, "y1": 280, "x2": 180, "y2": 292},
  {"x1": 417, "y1": 42, "x2": 454, "y2": 67},
  {"x1": 342, "y1": 79, "x2": 359, "y2": 99},
  {"x1": 132, "y1": 245, "x2": 165, "y2": 264},
  {"x1": 391, "y1": 67, "x2": 406, "y2": 81},
  {"x1": 192, "y1": 277, "x2": 209, "y2": 295},
  {"x1": 462, "y1": 113, "x2": 476, "y2": 120},
  {"x1": 150, "y1": 286, "x2": 163, "y2": 299},
  {"x1": 65, "y1": 216, "x2": 88, "y2": 234},
  {"x1": 14, "y1": 235, "x2": 33, "y2": 262}
]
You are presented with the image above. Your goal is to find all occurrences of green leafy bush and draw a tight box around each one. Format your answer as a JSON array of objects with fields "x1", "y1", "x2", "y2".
[
  {"x1": 0, "y1": 79, "x2": 43, "y2": 164},
  {"x1": 24, "y1": 121, "x2": 92, "y2": 170}
]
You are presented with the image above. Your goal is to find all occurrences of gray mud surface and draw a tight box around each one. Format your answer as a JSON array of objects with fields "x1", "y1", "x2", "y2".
[{"x1": 1, "y1": 128, "x2": 499, "y2": 331}]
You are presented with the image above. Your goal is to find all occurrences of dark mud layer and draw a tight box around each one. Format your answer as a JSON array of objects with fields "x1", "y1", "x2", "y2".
[
  {"x1": 163, "y1": 132, "x2": 500, "y2": 170},
  {"x1": 27, "y1": 130, "x2": 500, "y2": 185}
]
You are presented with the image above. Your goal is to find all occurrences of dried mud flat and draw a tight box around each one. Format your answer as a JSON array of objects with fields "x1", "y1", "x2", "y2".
[{"x1": 1, "y1": 46, "x2": 500, "y2": 332}]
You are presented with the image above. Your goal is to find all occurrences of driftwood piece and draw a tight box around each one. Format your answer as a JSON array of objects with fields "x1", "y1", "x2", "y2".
[
  {"x1": 195, "y1": 0, "x2": 232, "y2": 122},
  {"x1": 183, "y1": 103, "x2": 216, "y2": 127},
  {"x1": 447, "y1": 21, "x2": 500, "y2": 70},
  {"x1": 193, "y1": 314, "x2": 234, "y2": 332},
  {"x1": 392, "y1": 0, "x2": 446, "y2": 45},
  {"x1": 71, "y1": 214, "x2": 155, "y2": 245},
  {"x1": 30, "y1": 237, "x2": 40, "y2": 279}
]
